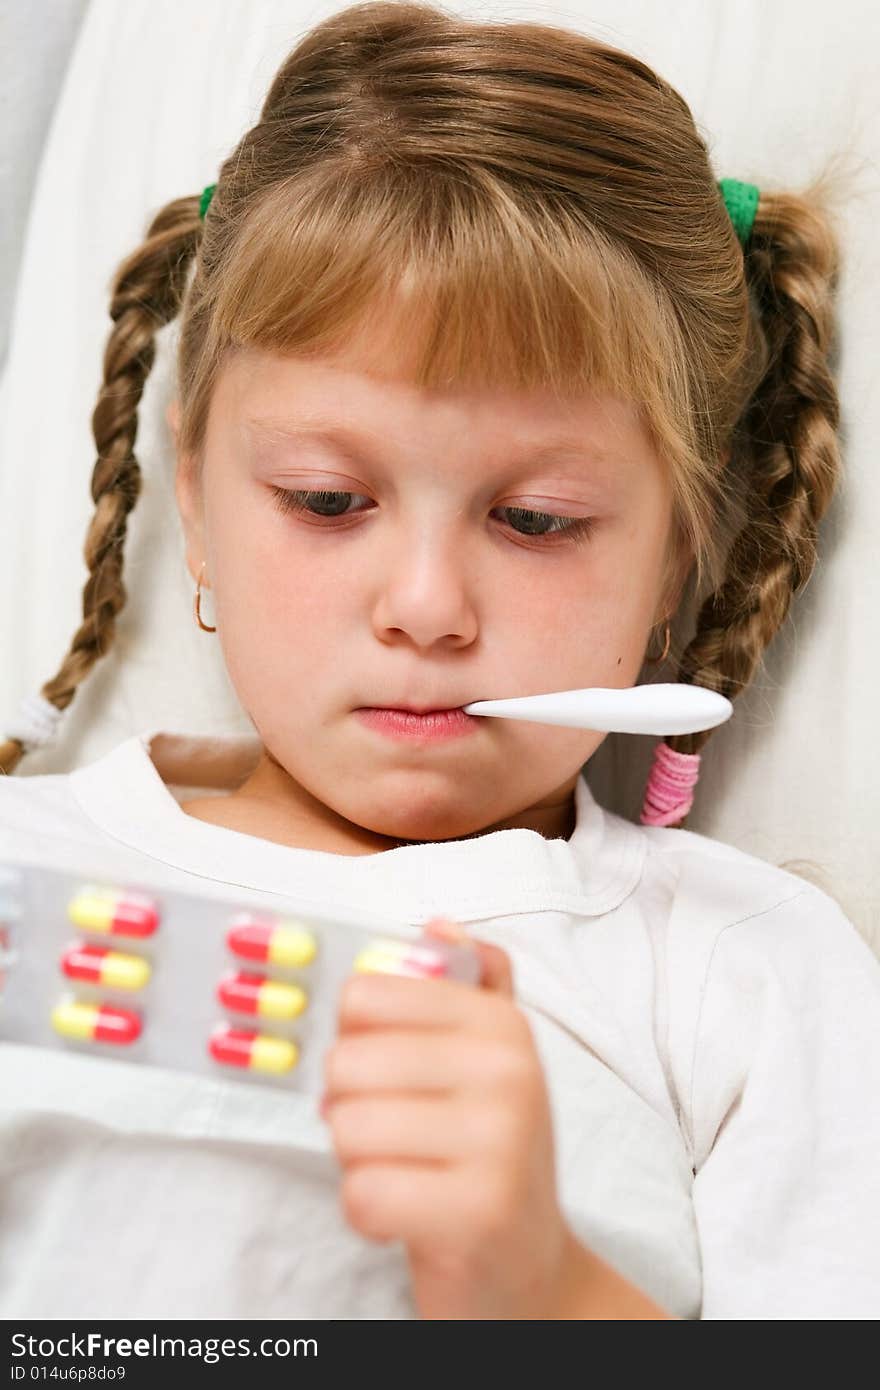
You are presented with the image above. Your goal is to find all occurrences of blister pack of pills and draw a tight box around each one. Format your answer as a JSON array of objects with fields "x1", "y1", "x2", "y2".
[{"x1": 0, "y1": 859, "x2": 480, "y2": 1095}]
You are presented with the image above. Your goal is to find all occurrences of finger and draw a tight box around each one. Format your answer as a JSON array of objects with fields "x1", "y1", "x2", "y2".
[
  {"x1": 421, "y1": 918, "x2": 515, "y2": 997},
  {"x1": 339, "y1": 1159, "x2": 487, "y2": 1249},
  {"x1": 323, "y1": 1029, "x2": 521, "y2": 1098},
  {"x1": 327, "y1": 1093, "x2": 499, "y2": 1165},
  {"x1": 337, "y1": 971, "x2": 514, "y2": 1035}
]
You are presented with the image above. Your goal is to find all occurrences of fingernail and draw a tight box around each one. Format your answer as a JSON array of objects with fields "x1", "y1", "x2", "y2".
[{"x1": 423, "y1": 917, "x2": 468, "y2": 942}]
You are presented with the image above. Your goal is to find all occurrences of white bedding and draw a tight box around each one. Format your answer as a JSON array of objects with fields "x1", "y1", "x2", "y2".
[{"x1": 1, "y1": 0, "x2": 877, "y2": 947}]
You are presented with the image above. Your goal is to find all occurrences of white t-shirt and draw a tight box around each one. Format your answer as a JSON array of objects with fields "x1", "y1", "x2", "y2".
[{"x1": 1, "y1": 726, "x2": 878, "y2": 1320}]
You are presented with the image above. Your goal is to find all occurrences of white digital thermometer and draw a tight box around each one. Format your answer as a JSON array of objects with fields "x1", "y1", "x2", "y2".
[{"x1": 463, "y1": 682, "x2": 731, "y2": 735}]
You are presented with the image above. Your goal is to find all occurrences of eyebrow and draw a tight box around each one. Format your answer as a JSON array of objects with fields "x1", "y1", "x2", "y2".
[{"x1": 242, "y1": 417, "x2": 620, "y2": 470}]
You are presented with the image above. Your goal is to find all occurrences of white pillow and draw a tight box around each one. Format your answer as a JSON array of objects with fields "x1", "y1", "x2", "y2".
[{"x1": 1, "y1": 0, "x2": 877, "y2": 947}]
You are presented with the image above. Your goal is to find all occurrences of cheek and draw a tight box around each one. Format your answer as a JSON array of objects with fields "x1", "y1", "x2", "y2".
[
  {"x1": 207, "y1": 496, "x2": 347, "y2": 701},
  {"x1": 507, "y1": 546, "x2": 655, "y2": 649},
  {"x1": 502, "y1": 523, "x2": 668, "y2": 685},
  {"x1": 210, "y1": 481, "x2": 341, "y2": 618}
]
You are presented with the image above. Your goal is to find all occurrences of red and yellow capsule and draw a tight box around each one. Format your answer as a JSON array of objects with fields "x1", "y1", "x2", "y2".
[
  {"x1": 218, "y1": 970, "x2": 307, "y2": 1020},
  {"x1": 353, "y1": 936, "x2": 449, "y2": 979},
  {"x1": 226, "y1": 914, "x2": 317, "y2": 968},
  {"x1": 209, "y1": 1024, "x2": 298, "y2": 1075},
  {"x1": 67, "y1": 884, "x2": 159, "y2": 938},
  {"x1": 60, "y1": 941, "x2": 151, "y2": 991},
  {"x1": 51, "y1": 1000, "x2": 142, "y2": 1045}
]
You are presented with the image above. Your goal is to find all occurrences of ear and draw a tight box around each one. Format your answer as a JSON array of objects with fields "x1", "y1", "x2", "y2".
[
  {"x1": 165, "y1": 398, "x2": 180, "y2": 441},
  {"x1": 654, "y1": 532, "x2": 693, "y2": 629},
  {"x1": 167, "y1": 400, "x2": 205, "y2": 586},
  {"x1": 668, "y1": 542, "x2": 694, "y2": 614},
  {"x1": 656, "y1": 447, "x2": 729, "y2": 623}
]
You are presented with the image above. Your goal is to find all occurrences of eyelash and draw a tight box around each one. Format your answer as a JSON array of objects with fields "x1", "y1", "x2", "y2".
[{"x1": 268, "y1": 487, "x2": 597, "y2": 548}]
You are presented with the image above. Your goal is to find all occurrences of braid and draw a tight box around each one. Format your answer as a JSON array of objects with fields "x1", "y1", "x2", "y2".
[
  {"x1": 0, "y1": 197, "x2": 204, "y2": 775},
  {"x1": 660, "y1": 185, "x2": 843, "y2": 827},
  {"x1": 0, "y1": 6, "x2": 849, "y2": 830}
]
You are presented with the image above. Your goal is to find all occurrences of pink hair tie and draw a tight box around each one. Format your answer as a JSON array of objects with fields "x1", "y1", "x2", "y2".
[{"x1": 640, "y1": 739, "x2": 702, "y2": 827}]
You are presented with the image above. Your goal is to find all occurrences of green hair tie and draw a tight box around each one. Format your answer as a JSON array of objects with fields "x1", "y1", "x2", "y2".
[
  {"x1": 199, "y1": 183, "x2": 217, "y2": 220},
  {"x1": 717, "y1": 177, "x2": 760, "y2": 245},
  {"x1": 198, "y1": 174, "x2": 759, "y2": 244}
]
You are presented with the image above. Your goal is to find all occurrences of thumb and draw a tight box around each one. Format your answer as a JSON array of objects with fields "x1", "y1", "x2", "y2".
[{"x1": 420, "y1": 917, "x2": 514, "y2": 996}]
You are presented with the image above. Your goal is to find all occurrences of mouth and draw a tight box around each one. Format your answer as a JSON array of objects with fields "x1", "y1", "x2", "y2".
[
  {"x1": 371, "y1": 704, "x2": 471, "y2": 714},
  {"x1": 358, "y1": 699, "x2": 481, "y2": 714},
  {"x1": 354, "y1": 705, "x2": 482, "y2": 742}
]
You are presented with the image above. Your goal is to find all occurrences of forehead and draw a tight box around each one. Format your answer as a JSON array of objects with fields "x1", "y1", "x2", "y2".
[{"x1": 218, "y1": 342, "x2": 654, "y2": 464}]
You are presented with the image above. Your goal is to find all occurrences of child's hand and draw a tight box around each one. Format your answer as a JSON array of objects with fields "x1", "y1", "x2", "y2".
[{"x1": 321, "y1": 918, "x2": 575, "y2": 1319}]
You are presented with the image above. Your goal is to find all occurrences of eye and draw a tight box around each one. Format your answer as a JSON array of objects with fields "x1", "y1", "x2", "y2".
[
  {"x1": 499, "y1": 505, "x2": 595, "y2": 543},
  {"x1": 268, "y1": 488, "x2": 596, "y2": 546},
  {"x1": 270, "y1": 487, "x2": 362, "y2": 519}
]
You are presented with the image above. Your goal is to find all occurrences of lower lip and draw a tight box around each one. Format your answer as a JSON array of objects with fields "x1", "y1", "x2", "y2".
[{"x1": 355, "y1": 707, "x2": 482, "y2": 741}]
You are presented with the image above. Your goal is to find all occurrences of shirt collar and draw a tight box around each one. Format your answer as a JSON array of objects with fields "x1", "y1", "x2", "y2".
[{"x1": 69, "y1": 727, "x2": 646, "y2": 926}]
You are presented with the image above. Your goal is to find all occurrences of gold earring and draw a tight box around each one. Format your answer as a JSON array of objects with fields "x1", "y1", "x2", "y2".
[
  {"x1": 194, "y1": 561, "x2": 217, "y2": 633},
  {"x1": 644, "y1": 618, "x2": 671, "y2": 665}
]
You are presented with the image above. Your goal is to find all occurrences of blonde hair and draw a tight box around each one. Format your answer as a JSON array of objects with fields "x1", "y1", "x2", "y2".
[{"x1": 1, "y1": 1, "x2": 852, "y2": 849}]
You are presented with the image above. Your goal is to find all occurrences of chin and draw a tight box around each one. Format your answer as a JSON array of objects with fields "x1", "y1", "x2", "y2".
[
  {"x1": 341, "y1": 769, "x2": 503, "y2": 843},
  {"x1": 380, "y1": 813, "x2": 485, "y2": 843},
  {"x1": 356, "y1": 793, "x2": 490, "y2": 844}
]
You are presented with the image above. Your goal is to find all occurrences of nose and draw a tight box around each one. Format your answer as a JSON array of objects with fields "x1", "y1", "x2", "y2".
[{"x1": 370, "y1": 527, "x2": 479, "y2": 650}]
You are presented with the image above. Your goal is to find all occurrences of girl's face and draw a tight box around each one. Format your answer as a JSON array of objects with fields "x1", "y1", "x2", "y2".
[{"x1": 171, "y1": 333, "x2": 689, "y2": 849}]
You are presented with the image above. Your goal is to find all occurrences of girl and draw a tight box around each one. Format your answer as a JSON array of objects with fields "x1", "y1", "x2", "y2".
[{"x1": 1, "y1": 0, "x2": 878, "y2": 1319}]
